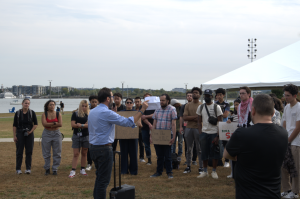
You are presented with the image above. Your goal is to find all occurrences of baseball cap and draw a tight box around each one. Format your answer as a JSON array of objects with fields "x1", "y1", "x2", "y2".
[
  {"x1": 171, "y1": 99, "x2": 180, "y2": 105},
  {"x1": 203, "y1": 89, "x2": 213, "y2": 96}
]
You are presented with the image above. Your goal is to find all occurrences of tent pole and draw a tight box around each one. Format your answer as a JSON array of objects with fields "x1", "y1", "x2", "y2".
[{"x1": 225, "y1": 89, "x2": 228, "y2": 101}]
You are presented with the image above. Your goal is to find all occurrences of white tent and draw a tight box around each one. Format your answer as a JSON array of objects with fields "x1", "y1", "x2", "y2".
[{"x1": 202, "y1": 41, "x2": 300, "y2": 91}]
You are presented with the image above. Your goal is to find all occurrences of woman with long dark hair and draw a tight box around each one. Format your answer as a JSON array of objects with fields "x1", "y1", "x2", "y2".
[
  {"x1": 69, "y1": 100, "x2": 90, "y2": 178},
  {"x1": 13, "y1": 99, "x2": 38, "y2": 174},
  {"x1": 41, "y1": 100, "x2": 63, "y2": 175}
]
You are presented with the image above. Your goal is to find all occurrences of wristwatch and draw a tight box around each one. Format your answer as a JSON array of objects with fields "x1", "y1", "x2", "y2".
[{"x1": 81, "y1": 124, "x2": 84, "y2": 127}]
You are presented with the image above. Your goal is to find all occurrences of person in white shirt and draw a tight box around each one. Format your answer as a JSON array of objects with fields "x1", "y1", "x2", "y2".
[
  {"x1": 196, "y1": 89, "x2": 223, "y2": 179},
  {"x1": 281, "y1": 84, "x2": 300, "y2": 199}
]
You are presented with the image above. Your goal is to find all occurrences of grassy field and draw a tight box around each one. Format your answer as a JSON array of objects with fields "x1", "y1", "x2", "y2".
[
  {"x1": 0, "y1": 112, "x2": 236, "y2": 199},
  {"x1": 0, "y1": 112, "x2": 74, "y2": 138}
]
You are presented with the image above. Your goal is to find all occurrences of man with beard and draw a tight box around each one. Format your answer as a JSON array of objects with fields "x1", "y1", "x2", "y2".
[
  {"x1": 150, "y1": 94, "x2": 177, "y2": 179},
  {"x1": 88, "y1": 87, "x2": 148, "y2": 199},
  {"x1": 112, "y1": 93, "x2": 126, "y2": 152},
  {"x1": 197, "y1": 89, "x2": 223, "y2": 179},
  {"x1": 183, "y1": 87, "x2": 203, "y2": 174}
]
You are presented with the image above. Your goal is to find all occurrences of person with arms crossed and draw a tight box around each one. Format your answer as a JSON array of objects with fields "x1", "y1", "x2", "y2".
[
  {"x1": 13, "y1": 99, "x2": 38, "y2": 174},
  {"x1": 197, "y1": 89, "x2": 223, "y2": 179},
  {"x1": 86, "y1": 95, "x2": 99, "y2": 171},
  {"x1": 281, "y1": 84, "x2": 300, "y2": 199},
  {"x1": 41, "y1": 100, "x2": 63, "y2": 175},
  {"x1": 88, "y1": 88, "x2": 148, "y2": 199},
  {"x1": 150, "y1": 94, "x2": 177, "y2": 179},
  {"x1": 180, "y1": 91, "x2": 198, "y2": 166},
  {"x1": 183, "y1": 87, "x2": 203, "y2": 174},
  {"x1": 224, "y1": 94, "x2": 288, "y2": 199}
]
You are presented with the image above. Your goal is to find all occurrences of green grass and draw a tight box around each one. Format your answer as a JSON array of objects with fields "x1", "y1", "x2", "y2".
[{"x1": 0, "y1": 112, "x2": 74, "y2": 138}]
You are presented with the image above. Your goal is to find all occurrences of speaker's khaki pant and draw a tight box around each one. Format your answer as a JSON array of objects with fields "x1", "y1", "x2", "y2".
[{"x1": 281, "y1": 145, "x2": 300, "y2": 194}]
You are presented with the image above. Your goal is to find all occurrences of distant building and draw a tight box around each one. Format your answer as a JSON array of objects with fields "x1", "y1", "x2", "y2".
[{"x1": 171, "y1": 88, "x2": 186, "y2": 93}]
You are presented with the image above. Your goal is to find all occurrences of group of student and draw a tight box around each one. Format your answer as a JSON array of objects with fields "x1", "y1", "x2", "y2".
[{"x1": 12, "y1": 83, "x2": 300, "y2": 199}]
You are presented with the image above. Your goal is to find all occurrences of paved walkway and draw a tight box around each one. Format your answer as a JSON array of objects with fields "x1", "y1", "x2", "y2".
[{"x1": 0, "y1": 138, "x2": 72, "y2": 142}]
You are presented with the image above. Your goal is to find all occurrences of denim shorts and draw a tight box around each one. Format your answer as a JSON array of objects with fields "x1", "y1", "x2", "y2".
[
  {"x1": 72, "y1": 134, "x2": 89, "y2": 148},
  {"x1": 199, "y1": 132, "x2": 222, "y2": 161}
]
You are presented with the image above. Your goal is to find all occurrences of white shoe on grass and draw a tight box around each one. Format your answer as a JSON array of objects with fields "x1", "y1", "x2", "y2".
[
  {"x1": 224, "y1": 162, "x2": 230, "y2": 168},
  {"x1": 69, "y1": 170, "x2": 76, "y2": 178},
  {"x1": 25, "y1": 170, "x2": 31, "y2": 174},
  {"x1": 80, "y1": 169, "x2": 87, "y2": 176},
  {"x1": 16, "y1": 170, "x2": 22, "y2": 175},
  {"x1": 197, "y1": 171, "x2": 208, "y2": 178},
  {"x1": 211, "y1": 171, "x2": 218, "y2": 179},
  {"x1": 86, "y1": 164, "x2": 92, "y2": 171}
]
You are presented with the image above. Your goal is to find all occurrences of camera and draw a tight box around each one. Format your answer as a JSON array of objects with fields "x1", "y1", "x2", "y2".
[{"x1": 23, "y1": 128, "x2": 30, "y2": 136}]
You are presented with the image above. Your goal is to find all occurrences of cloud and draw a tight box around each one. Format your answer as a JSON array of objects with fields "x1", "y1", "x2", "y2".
[{"x1": 0, "y1": 0, "x2": 299, "y2": 90}]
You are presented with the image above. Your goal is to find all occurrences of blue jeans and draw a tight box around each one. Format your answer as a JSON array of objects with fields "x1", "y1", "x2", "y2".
[
  {"x1": 89, "y1": 145, "x2": 113, "y2": 199},
  {"x1": 172, "y1": 131, "x2": 183, "y2": 157},
  {"x1": 119, "y1": 139, "x2": 138, "y2": 175},
  {"x1": 141, "y1": 129, "x2": 151, "y2": 158}
]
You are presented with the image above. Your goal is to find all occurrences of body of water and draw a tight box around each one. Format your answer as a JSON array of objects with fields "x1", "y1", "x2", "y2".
[{"x1": 0, "y1": 98, "x2": 234, "y2": 113}]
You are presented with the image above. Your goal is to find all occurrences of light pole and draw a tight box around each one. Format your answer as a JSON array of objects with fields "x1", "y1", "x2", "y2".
[
  {"x1": 48, "y1": 80, "x2": 52, "y2": 99},
  {"x1": 121, "y1": 81, "x2": 125, "y2": 104},
  {"x1": 184, "y1": 83, "x2": 188, "y2": 103},
  {"x1": 247, "y1": 38, "x2": 257, "y2": 62}
]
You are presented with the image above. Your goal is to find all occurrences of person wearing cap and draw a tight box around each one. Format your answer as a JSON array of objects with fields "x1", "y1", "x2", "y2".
[
  {"x1": 183, "y1": 87, "x2": 204, "y2": 175},
  {"x1": 171, "y1": 99, "x2": 183, "y2": 159},
  {"x1": 196, "y1": 89, "x2": 223, "y2": 179}
]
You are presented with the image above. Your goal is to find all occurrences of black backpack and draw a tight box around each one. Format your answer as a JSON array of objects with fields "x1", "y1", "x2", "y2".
[
  {"x1": 16, "y1": 109, "x2": 33, "y2": 128},
  {"x1": 172, "y1": 153, "x2": 180, "y2": 169}
]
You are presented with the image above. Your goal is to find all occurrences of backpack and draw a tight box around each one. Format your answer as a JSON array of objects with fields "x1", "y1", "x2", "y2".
[
  {"x1": 172, "y1": 153, "x2": 181, "y2": 169},
  {"x1": 16, "y1": 109, "x2": 33, "y2": 128}
]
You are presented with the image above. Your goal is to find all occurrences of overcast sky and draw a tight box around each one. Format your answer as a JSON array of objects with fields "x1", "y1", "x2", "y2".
[{"x1": 0, "y1": 0, "x2": 299, "y2": 90}]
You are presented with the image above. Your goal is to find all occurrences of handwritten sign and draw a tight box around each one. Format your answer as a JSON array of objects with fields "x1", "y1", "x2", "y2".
[
  {"x1": 219, "y1": 122, "x2": 238, "y2": 141},
  {"x1": 151, "y1": 129, "x2": 171, "y2": 145},
  {"x1": 115, "y1": 111, "x2": 139, "y2": 139}
]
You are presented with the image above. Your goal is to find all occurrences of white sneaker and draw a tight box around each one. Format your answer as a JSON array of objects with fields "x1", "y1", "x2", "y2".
[
  {"x1": 139, "y1": 159, "x2": 146, "y2": 163},
  {"x1": 224, "y1": 162, "x2": 230, "y2": 168},
  {"x1": 80, "y1": 169, "x2": 87, "y2": 176},
  {"x1": 197, "y1": 171, "x2": 209, "y2": 178},
  {"x1": 192, "y1": 161, "x2": 197, "y2": 165},
  {"x1": 69, "y1": 170, "x2": 76, "y2": 178},
  {"x1": 283, "y1": 191, "x2": 298, "y2": 198},
  {"x1": 25, "y1": 170, "x2": 31, "y2": 174},
  {"x1": 227, "y1": 174, "x2": 232, "y2": 178},
  {"x1": 211, "y1": 171, "x2": 218, "y2": 179},
  {"x1": 16, "y1": 170, "x2": 22, "y2": 175},
  {"x1": 86, "y1": 164, "x2": 92, "y2": 171}
]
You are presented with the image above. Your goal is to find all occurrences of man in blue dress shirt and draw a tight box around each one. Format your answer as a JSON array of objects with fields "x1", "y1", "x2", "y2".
[{"x1": 88, "y1": 87, "x2": 148, "y2": 199}]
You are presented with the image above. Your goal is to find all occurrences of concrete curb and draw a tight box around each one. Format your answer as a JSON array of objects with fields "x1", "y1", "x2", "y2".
[{"x1": 0, "y1": 138, "x2": 72, "y2": 142}]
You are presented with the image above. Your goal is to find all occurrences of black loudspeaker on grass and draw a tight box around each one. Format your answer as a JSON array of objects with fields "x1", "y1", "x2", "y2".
[{"x1": 110, "y1": 151, "x2": 135, "y2": 199}]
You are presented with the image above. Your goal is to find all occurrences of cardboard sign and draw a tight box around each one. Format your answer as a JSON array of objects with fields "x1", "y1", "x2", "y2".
[
  {"x1": 151, "y1": 129, "x2": 171, "y2": 145},
  {"x1": 115, "y1": 111, "x2": 140, "y2": 139},
  {"x1": 219, "y1": 122, "x2": 238, "y2": 141}
]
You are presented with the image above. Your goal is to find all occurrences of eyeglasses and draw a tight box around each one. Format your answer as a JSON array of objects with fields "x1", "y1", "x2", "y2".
[
  {"x1": 126, "y1": 102, "x2": 133, "y2": 104},
  {"x1": 239, "y1": 93, "x2": 247, "y2": 95}
]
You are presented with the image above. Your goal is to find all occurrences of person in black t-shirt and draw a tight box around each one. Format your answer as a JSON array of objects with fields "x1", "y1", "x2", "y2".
[
  {"x1": 13, "y1": 99, "x2": 38, "y2": 175},
  {"x1": 141, "y1": 93, "x2": 155, "y2": 165},
  {"x1": 86, "y1": 95, "x2": 99, "y2": 171},
  {"x1": 60, "y1": 101, "x2": 64, "y2": 115},
  {"x1": 69, "y1": 100, "x2": 90, "y2": 178},
  {"x1": 112, "y1": 93, "x2": 126, "y2": 152},
  {"x1": 224, "y1": 94, "x2": 288, "y2": 199}
]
